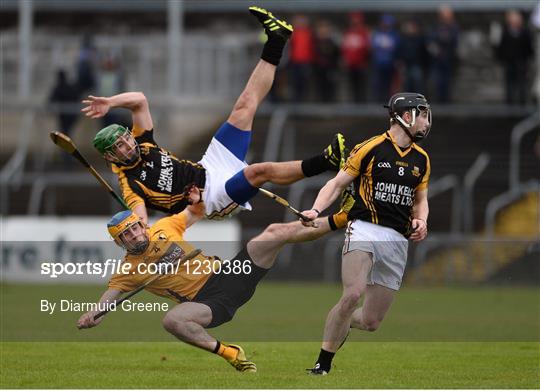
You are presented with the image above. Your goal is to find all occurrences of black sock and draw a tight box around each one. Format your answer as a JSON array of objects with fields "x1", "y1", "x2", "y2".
[
  {"x1": 301, "y1": 155, "x2": 332, "y2": 177},
  {"x1": 212, "y1": 340, "x2": 221, "y2": 354},
  {"x1": 261, "y1": 36, "x2": 286, "y2": 66},
  {"x1": 315, "y1": 348, "x2": 335, "y2": 373}
]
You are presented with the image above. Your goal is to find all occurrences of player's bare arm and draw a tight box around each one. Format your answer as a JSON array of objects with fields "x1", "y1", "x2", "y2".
[
  {"x1": 301, "y1": 170, "x2": 356, "y2": 225},
  {"x1": 410, "y1": 188, "x2": 429, "y2": 242},
  {"x1": 76, "y1": 288, "x2": 122, "y2": 329},
  {"x1": 82, "y1": 91, "x2": 153, "y2": 131}
]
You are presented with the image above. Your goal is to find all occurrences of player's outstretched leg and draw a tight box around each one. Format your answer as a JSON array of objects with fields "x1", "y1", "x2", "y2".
[
  {"x1": 224, "y1": 132, "x2": 349, "y2": 210},
  {"x1": 323, "y1": 133, "x2": 349, "y2": 171},
  {"x1": 226, "y1": 7, "x2": 292, "y2": 131},
  {"x1": 244, "y1": 132, "x2": 348, "y2": 187},
  {"x1": 247, "y1": 217, "x2": 334, "y2": 269},
  {"x1": 220, "y1": 343, "x2": 257, "y2": 373},
  {"x1": 162, "y1": 302, "x2": 256, "y2": 373}
]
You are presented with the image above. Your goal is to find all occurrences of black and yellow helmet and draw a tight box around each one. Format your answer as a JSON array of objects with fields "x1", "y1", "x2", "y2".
[{"x1": 384, "y1": 92, "x2": 432, "y2": 142}]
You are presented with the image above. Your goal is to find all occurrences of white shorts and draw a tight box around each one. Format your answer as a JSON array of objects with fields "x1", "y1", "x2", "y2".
[
  {"x1": 198, "y1": 124, "x2": 252, "y2": 220},
  {"x1": 343, "y1": 219, "x2": 408, "y2": 291}
]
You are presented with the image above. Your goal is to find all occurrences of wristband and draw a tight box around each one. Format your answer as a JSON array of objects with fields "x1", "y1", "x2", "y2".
[{"x1": 312, "y1": 209, "x2": 321, "y2": 216}]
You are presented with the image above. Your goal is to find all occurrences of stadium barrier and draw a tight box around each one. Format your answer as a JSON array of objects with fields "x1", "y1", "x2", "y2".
[{"x1": 2, "y1": 216, "x2": 240, "y2": 283}]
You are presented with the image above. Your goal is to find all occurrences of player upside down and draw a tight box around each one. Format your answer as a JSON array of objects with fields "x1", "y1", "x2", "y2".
[
  {"x1": 82, "y1": 6, "x2": 347, "y2": 225},
  {"x1": 77, "y1": 124, "x2": 354, "y2": 372},
  {"x1": 76, "y1": 186, "x2": 351, "y2": 373},
  {"x1": 77, "y1": 93, "x2": 432, "y2": 375}
]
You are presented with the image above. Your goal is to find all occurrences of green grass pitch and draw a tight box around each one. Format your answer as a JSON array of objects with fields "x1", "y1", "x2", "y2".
[{"x1": 1, "y1": 282, "x2": 539, "y2": 388}]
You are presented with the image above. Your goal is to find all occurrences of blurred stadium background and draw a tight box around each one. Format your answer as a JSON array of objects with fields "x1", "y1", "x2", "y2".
[{"x1": 1, "y1": 1, "x2": 539, "y2": 388}]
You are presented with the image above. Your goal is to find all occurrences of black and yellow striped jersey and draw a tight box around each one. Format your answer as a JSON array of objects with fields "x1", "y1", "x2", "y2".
[
  {"x1": 343, "y1": 131, "x2": 430, "y2": 237},
  {"x1": 112, "y1": 126, "x2": 206, "y2": 214}
]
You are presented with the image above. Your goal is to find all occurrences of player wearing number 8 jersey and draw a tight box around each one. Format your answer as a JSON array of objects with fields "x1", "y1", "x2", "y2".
[
  {"x1": 302, "y1": 92, "x2": 432, "y2": 375},
  {"x1": 342, "y1": 124, "x2": 430, "y2": 237}
]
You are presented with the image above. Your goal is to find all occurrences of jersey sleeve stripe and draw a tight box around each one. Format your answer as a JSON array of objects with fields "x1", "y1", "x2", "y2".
[
  {"x1": 358, "y1": 157, "x2": 377, "y2": 224},
  {"x1": 413, "y1": 145, "x2": 431, "y2": 191},
  {"x1": 117, "y1": 171, "x2": 145, "y2": 209},
  {"x1": 343, "y1": 135, "x2": 387, "y2": 177},
  {"x1": 364, "y1": 156, "x2": 379, "y2": 224},
  {"x1": 365, "y1": 156, "x2": 379, "y2": 224}
]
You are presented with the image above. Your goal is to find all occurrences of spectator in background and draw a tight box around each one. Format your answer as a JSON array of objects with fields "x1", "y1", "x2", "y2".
[
  {"x1": 398, "y1": 19, "x2": 429, "y2": 94},
  {"x1": 313, "y1": 19, "x2": 340, "y2": 102},
  {"x1": 49, "y1": 69, "x2": 81, "y2": 168},
  {"x1": 49, "y1": 69, "x2": 80, "y2": 137},
  {"x1": 496, "y1": 10, "x2": 534, "y2": 105},
  {"x1": 532, "y1": 3, "x2": 540, "y2": 107},
  {"x1": 427, "y1": 5, "x2": 459, "y2": 103},
  {"x1": 288, "y1": 15, "x2": 315, "y2": 102},
  {"x1": 76, "y1": 34, "x2": 97, "y2": 96},
  {"x1": 371, "y1": 14, "x2": 400, "y2": 102},
  {"x1": 97, "y1": 54, "x2": 127, "y2": 127},
  {"x1": 341, "y1": 11, "x2": 371, "y2": 102}
]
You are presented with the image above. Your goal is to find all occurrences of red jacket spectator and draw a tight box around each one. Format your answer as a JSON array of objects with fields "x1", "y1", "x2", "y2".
[
  {"x1": 290, "y1": 16, "x2": 315, "y2": 64},
  {"x1": 341, "y1": 12, "x2": 370, "y2": 69},
  {"x1": 288, "y1": 15, "x2": 315, "y2": 101}
]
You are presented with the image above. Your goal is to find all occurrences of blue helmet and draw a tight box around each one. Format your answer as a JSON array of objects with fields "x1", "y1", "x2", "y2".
[{"x1": 107, "y1": 210, "x2": 148, "y2": 254}]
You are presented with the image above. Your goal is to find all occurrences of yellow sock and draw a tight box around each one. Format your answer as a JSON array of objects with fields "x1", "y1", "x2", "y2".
[{"x1": 216, "y1": 342, "x2": 238, "y2": 361}]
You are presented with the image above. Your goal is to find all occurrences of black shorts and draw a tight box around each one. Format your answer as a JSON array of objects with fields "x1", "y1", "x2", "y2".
[{"x1": 192, "y1": 260, "x2": 268, "y2": 328}]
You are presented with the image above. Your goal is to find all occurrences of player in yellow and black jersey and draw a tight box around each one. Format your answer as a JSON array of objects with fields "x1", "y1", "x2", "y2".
[
  {"x1": 303, "y1": 92, "x2": 431, "y2": 237},
  {"x1": 342, "y1": 129, "x2": 430, "y2": 237},
  {"x1": 301, "y1": 92, "x2": 432, "y2": 375},
  {"x1": 97, "y1": 123, "x2": 207, "y2": 216},
  {"x1": 75, "y1": 182, "x2": 353, "y2": 373},
  {"x1": 83, "y1": 7, "x2": 347, "y2": 225},
  {"x1": 76, "y1": 205, "x2": 259, "y2": 372}
]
